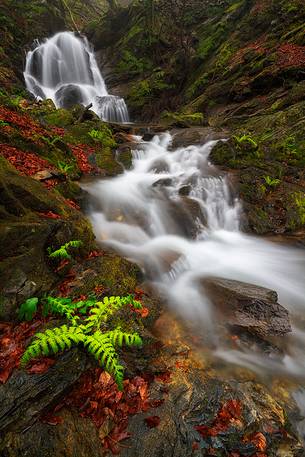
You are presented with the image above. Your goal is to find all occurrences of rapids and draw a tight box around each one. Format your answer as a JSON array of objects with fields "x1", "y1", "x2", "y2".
[
  {"x1": 84, "y1": 132, "x2": 305, "y2": 378},
  {"x1": 24, "y1": 31, "x2": 129, "y2": 123}
]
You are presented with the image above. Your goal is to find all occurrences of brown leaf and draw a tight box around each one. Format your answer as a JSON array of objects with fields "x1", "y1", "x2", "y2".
[{"x1": 145, "y1": 416, "x2": 161, "y2": 428}]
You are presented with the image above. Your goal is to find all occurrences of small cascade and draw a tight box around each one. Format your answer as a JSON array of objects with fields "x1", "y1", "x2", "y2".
[
  {"x1": 24, "y1": 31, "x2": 129, "y2": 123},
  {"x1": 95, "y1": 95, "x2": 130, "y2": 124},
  {"x1": 85, "y1": 132, "x2": 305, "y2": 378}
]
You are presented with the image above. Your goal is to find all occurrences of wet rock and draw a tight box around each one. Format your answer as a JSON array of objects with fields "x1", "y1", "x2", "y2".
[
  {"x1": 148, "y1": 159, "x2": 170, "y2": 174},
  {"x1": 124, "y1": 370, "x2": 302, "y2": 457},
  {"x1": 0, "y1": 349, "x2": 88, "y2": 433},
  {"x1": 172, "y1": 127, "x2": 228, "y2": 148},
  {"x1": 152, "y1": 177, "x2": 173, "y2": 188},
  {"x1": 203, "y1": 278, "x2": 291, "y2": 337},
  {"x1": 0, "y1": 409, "x2": 100, "y2": 457},
  {"x1": 55, "y1": 84, "x2": 84, "y2": 109},
  {"x1": 0, "y1": 157, "x2": 95, "y2": 319}
]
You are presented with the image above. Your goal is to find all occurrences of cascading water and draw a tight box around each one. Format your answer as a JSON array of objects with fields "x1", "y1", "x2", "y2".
[
  {"x1": 24, "y1": 31, "x2": 129, "y2": 123},
  {"x1": 84, "y1": 132, "x2": 305, "y2": 378}
]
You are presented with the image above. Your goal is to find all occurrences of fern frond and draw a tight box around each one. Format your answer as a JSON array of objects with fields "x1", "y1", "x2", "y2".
[
  {"x1": 20, "y1": 325, "x2": 84, "y2": 366},
  {"x1": 105, "y1": 329, "x2": 142, "y2": 348},
  {"x1": 85, "y1": 295, "x2": 143, "y2": 331},
  {"x1": 42, "y1": 297, "x2": 77, "y2": 322},
  {"x1": 84, "y1": 332, "x2": 125, "y2": 390}
]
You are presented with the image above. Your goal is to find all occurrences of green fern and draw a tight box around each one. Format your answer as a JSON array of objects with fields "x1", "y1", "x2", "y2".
[
  {"x1": 18, "y1": 297, "x2": 39, "y2": 321},
  {"x1": 20, "y1": 294, "x2": 143, "y2": 390},
  {"x1": 84, "y1": 331, "x2": 125, "y2": 389},
  {"x1": 85, "y1": 295, "x2": 142, "y2": 330},
  {"x1": 20, "y1": 325, "x2": 84, "y2": 366},
  {"x1": 48, "y1": 240, "x2": 83, "y2": 260},
  {"x1": 105, "y1": 328, "x2": 142, "y2": 347}
]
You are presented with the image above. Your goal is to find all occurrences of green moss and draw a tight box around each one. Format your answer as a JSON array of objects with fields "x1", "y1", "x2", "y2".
[
  {"x1": 161, "y1": 110, "x2": 204, "y2": 127},
  {"x1": 96, "y1": 146, "x2": 122, "y2": 176},
  {"x1": 43, "y1": 109, "x2": 74, "y2": 127}
]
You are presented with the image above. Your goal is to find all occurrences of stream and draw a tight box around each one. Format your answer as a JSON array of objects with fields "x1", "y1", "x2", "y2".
[
  {"x1": 84, "y1": 132, "x2": 305, "y2": 381},
  {"x1": 24, "y1": 30, "x2": 305, "y2": 449}
]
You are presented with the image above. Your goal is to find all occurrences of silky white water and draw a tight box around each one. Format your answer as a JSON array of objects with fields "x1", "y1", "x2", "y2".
[
  {"x1": 85, "y1": 132, "x2": 305, "y2": 377},
  {"x1": 24, "y1": 31, "x2": 129, "y2": 123}
]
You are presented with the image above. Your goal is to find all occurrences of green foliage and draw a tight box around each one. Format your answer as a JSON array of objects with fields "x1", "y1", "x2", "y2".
[
  {"x1": 162, "y1": 110, "x2": 204, "y2": 126},
  {"x1": 117, "y1": 50, "x2": 152, "y2": 76},
  {"x1": 233, "y1": 134, "x2": 258, "y2": 149},
  {"x1": 57, "y1": 160, "x2": 73, "y2": 174},
  {"x1": 186, "y1": 73, "x2": 209, "y2": 99},
  {"x1": 47, "y1": 240, "x2": 83, "y2": 260},
  {"x1": 18, "y1": 297, "x2": 39, "y2": 321},
  {"x1": 0, "y1": 119, "x2": 9, "y2": 128},
  {"x1": 293, "y1": 192, "x2": 305, "y2": 225},
  {"x1": 20, "y1": 295, "x2": 143, "y2": 389},
  {"x1": 263, "y1": 175, "x2": 281, "y2": 188},
  {"x1": 20, "y1": 325, "x2": 85, "y2": 365},
  {"x1": 129, "y1": 69, "x2": 173, "y2": 107},
  {"x1": 88, "y1": 127, "x2": 116, "y2": 148}
]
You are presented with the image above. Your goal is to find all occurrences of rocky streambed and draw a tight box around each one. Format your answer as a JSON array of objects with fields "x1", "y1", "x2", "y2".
[{"x1": 0, "y1": 101, "x2": 304, "y2": 456}]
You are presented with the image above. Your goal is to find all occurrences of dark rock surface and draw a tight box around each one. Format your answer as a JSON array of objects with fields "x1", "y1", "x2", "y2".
[
  {"x1": 203, "y1": 277, "x2": 291, "y2": 337},
  {"x1": 0, "y1": 349, "x2": 87, "y2": 434}
]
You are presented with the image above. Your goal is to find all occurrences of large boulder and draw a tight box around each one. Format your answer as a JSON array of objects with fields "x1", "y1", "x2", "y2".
[
  {"x1": 55, "y1": 84, "x2": 84, "y2": 109},
  {"x1": 203, "y1": 277, "x2": 291, "y2": 337}
]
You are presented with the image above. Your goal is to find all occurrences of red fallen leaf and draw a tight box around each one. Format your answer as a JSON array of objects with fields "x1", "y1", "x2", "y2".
[
  {"x1": 41, "y1": 414, "x2": 64, "y2": 426},
  {"x1": 27, "y1": 358, "x2": 55, "y2": 374},
  {"x1": 43, "y1": 178, "x2": 59, "y2": 190},
  {"x1": 149, "y1": 399, "x2": 165, "y2": 408},
  {"x1": 0, "y1": 143, "x2": 55, "y2": 177},
  {"x1": 38, "y1": 211, "x2": 62, "y2": 219},
  {"x1": 0, "y1": 368, "x2": 11, "y2": 384},
  {"x1": 135, "y1": 307, "x2": 149, "y2": 318},
  {"x1": 250, "y1": 432, "x2": 267, "y2": 452},
  {"x1": 58, "y1": 270, "x2": 76, "y2": 296},
  {"x1": 54, "y1": 259, "x2": 70, "y2": 272},
  {"x1": 155, "y1": 372, "x2": 171, "y2": 383},
  {"x1": 75, "y1": 294, "x2": 88, "y2": 302},
  {"x1": 145, "y1": 416, "x2": 160, "y2": 428},
  {"x1": 195, "y1": 425, "x2": 209, "y2": 438},
  {"x1": 87, "y1": 250, "x2": 104, "y2": 259},
  {"x1": 65, "y1": 199, "x2": 80, "y2": 210},
  {"x1": 219, "y1": 399, "x2": 242, "y2": 420},
  {"x1": 192, "y1": 442, "x2": 200, "y2": 451},
  {"x1": 0, "y1": 320, "x2": 42, "y2": 383},
  {"x1": 93, "y1": 285, "x2": 105, "y2": 295}
]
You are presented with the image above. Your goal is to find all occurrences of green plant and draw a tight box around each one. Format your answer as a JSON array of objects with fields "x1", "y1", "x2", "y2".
[
  {"x1": 47, "y1": 240, "x2": 83, "y2": 260},
  {"x1": 20, "y1": 295, "x2": 143, "y2": 390},
  {"x1": 57, "y1": 161, "x2": 73, "y2": 174},
  {"x1": 0, "y1": 119, "x2": 9, "y2": 128},
  {"x1": 233, "y1": 134, "x2": 258, "y2": 149},
  {"x1": 88, "y1": 127, "x2": 116, "y2": 148},
  {"x1": 18, "y1": 297, "x2": 39, "y2": 321},
  {"x1": 293, "y1": 192, "x2": 305, "y2": 225},
  {"x1": 263, "y1": 175, "x2": 281, "y2": 188}
]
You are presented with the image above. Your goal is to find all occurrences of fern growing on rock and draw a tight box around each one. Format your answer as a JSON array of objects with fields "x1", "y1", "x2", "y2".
[
  {"x1": 20, "y1": 295, "x2": 143, "y2": 390},
  {"x1": 47, "y1": 240, "x2": 83, "y2": 260}
]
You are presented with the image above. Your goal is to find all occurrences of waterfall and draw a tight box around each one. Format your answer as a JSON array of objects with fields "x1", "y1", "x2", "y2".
[
  {"x1": 84, "y1": 132, "x2": 305, "y2": 377},
  {"x1": 24, "y1": 31, "x2": 129, "y2": 123}
]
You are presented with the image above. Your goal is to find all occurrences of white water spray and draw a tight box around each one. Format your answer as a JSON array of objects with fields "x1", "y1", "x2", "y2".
[
  {"x1": 24, "y1": 31, "x2": 129, "y2": 123},
  {"x1": 85, "y1": 132, "x2": 305, "y2": 377}
]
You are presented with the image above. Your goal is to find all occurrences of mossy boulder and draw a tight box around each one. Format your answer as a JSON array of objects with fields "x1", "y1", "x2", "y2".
[{"x1": 0, "y1": 156, "x2": 95, "y2": 320}]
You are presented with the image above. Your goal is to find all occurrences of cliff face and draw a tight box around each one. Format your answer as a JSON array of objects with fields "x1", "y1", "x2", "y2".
[{"x1": 89, "y1": 0, "x2": 305, "y2": 120}]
